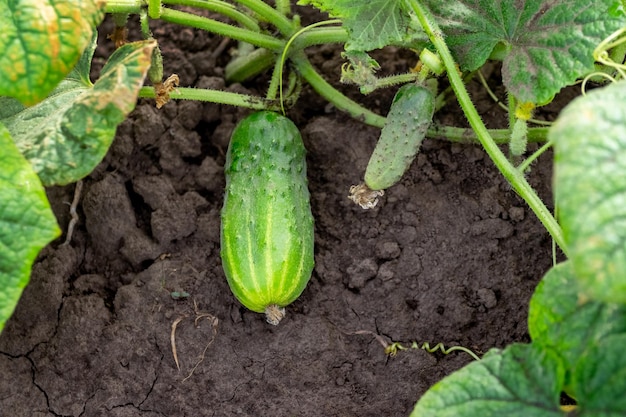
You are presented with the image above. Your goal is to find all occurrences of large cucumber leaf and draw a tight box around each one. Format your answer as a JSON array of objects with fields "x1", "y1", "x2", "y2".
[
  {"x1": 0, "y1": 39, "x2": 156, "y2": 186},
  {"x1": 303, "y1": 0, "x2": 626, "y2": 105},
  {"x1": 410, "y1": 343, "x2": 565, "y2": 417},
  {"x1": 528, "y1": 261, "x2": 626, "y2": 390},
  {"x1": 0, "y1": 0, "x2": 105, "y2": 106},
  {"x1": 297, "y1": 0, "x2": 426, "y2": 51},
  {"x1": 551, "y1": 81, "x2": 626, "y2": 303},
  {"x1": 423, "y1": 0, "x2": 626, "y2": 104},
  {"x1": 0, "y1": 123, "x2": 60, "y2": 333},
  {"x1": 573, "y1": 333, "x2": 626, "y2": 416}
]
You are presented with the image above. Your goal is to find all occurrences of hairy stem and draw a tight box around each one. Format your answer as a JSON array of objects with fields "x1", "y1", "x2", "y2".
[
  {"x1": 104, "y1": 0, "x2": 143, "y2": 14},
  {"x1": 163, "y1": 0, "x2": 261, "y2": 31},
  {"x1": 359, "y1": 73, "x2": 420, "y2": 94},
  {"x1": 429, "y1": 126, "x2": 548, "y2": 144},
  {"x1": 232, "y1": 0, "x2": 294, "y2": 36},
  {"x1": 279, "y1": 20, "x2": 342, "y2": 114},
  {"x1": 139, "y1": 86, "x2": 276, "y2": 110},
  {"x1": 518, "y1": 139, "x2": 554, "y2": 173},
  {"x1": 159, "y1": 7, "x2": 284, "y2": 51},
  {"x1": 293, "y1": 26, "x2": 349, "y2": 49},
  {"x1": 275, "y1": 0, "x2": 291, "y2": 16}
]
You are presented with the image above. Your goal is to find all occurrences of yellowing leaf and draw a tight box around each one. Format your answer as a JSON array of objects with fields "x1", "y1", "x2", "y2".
[{"x1": 0, "y1": 0, "x2": 105, "y2": 105}]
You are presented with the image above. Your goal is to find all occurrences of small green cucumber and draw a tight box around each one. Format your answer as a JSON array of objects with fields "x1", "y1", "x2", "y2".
[
  {"x1": 365, "y1": 83, "x2": 435, "y2": 191},
  {"x1": 220, "y1": 111, "x2": 314, "y2": 325},
  {"x1": 509, "y1": 118, "x2": 528, "y2": 156},
  {"x1": 350, "y1": 84, "x2": 435, "y2": 208}
]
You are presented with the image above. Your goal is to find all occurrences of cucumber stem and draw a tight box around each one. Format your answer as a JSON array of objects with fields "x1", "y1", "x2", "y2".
[
  {"x1": 159, "y1": 7, "x2": 284, "y2": 51},
  {"x1": 518, "y1": 139, "x2": 554, "y2": 173},
  {"x1": 138, "y1": 86, "x2": 277, "y2": 110},
  {"x1": 292, "y1": 26, "x2": 349, "y2": 49},
  {"x1": 104, "y1": 0, "x2": 143, "y2": 14},
  {"x1": 225, "y1": 48, "x2": 277, "y2": 84},
  {"x1": 279, "y1": 20, "x2": 343, "y2": 114},
  {"x1": 428, "y1": 126, "x2": 549, "y2": 144},
  {"x1": 275, "y1": 0, "x2": 291, "y2": 16},
  {"x1": 358, "y1": 72, "x2": 420, "y2": 95},
  {"x1": 162, "y1": 0, "x2": 261, "y2": 32},
  {"x1": 232, "y1": 0, "x2": 294, "y2": 36}
]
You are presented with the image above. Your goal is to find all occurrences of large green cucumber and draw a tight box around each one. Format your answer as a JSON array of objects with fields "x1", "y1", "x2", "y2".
[{"x1": 220, "y1": 111, "x2": 314, "y2": 325}]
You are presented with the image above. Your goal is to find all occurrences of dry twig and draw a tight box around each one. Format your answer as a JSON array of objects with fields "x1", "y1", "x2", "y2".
[
  {"x1": 61, "y1": 180, "x2": 83, "y2": 246},
  {"x1": 169, "y1": 299, "x2": 219, "y2": 382}
]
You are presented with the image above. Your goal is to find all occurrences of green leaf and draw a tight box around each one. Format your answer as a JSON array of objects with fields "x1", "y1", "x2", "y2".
[
  {"x1": 423, "y1": 0, "x2": 626, "y2": 104},
  {"x1": 65, "y1": 31, "x2": 98, "y2": 88},
  {"x1": 0, "y1": 40, "x2": 156, "y2": 186},
  {"x1": 0, "y1": 123, "x2": 60, "y2": 333},
  {"x1": 574, "y1": 334, "x2": 626, "y2": 416},
  {"x1": 528, "y1": 261, "x2": 626, "y2": 383},
  {"x1": 551, "y1": 81, "x2": 626, "y2": 303},
  {"x1": 0, "y1": 0, "x2": 105, "y2": 106},
  {"x1": 299, "y1": 0, "x2": 426, "y2": 51},
  {"x1": 410, "y1": 343, "x2": 565, "y2": 417}
]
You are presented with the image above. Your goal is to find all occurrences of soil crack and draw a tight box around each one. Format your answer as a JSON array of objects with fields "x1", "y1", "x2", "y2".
[{"x1": 26, "y1": 355, "x2": 65, "y2": 417}]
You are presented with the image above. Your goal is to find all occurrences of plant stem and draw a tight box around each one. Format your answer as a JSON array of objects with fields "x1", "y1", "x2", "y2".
[
  {"x1": 360, "y1": 72, "x2": 420, "y2": 94},
  {"x1": 224, "y1": 24, "x2": 347, "y2": 85},
  {"x1": 275, "y1": 0, "x2": 291, "y2": 16},
  {"x1": 104, "y1": 0, "x2": 143, "y2": 14},
  {"x1": 225, "y1": 48, "x2": 276, "y2": 83},
  {"x1": 428, "y1": 126, "x2": 548, "y2": 144},
  {"x1": 139, "y1": 86, "x2": 276, "y2": 110},
  {"x1": 279, "y1": 20, "x2": 342, "y2": 114},
  {"x1": 162, "y1": 0, "x2": 261, "y2": 32},
  {"x1": 159, "y1": 7, "x2": 284, "y2": 51},
  {"x1": 232, "y1": 0, "x2": 295, "y2": 36},
  {"x1": 111, "y1": 12, "x2": 130, "y2": 27},
  {"x1": 407, "y1": 0, "x2": 566, "y2": 254},
  {"x1": 148, "y1": 0, "x2": 161, "y2": 18},
  {"x1": 507, "y1": 94, "x2": 516, "y2": 131},
  {"x1": 518, "y1": 139, "x2": 553, "y2": 173},
  {"x1": 140, "y1": 9, "x2": 151, "y2": 38},
  {"x1": 292, "y1": 53, "x2": 386, "y2": 127},
  {"x1": 293, "y1": 26, "x2": 349, "y2": 49},
  {"x1": 267, "y1": 56, "x2": 282, "y2": 101}
]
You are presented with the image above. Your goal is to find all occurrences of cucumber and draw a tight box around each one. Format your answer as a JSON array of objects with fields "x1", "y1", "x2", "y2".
[
  {"x1": 366, "y1": 84, "x2": 435, "y2": 190},
  {"x1": 220, "y1": 111, "x2": 314, "y2": 325},
  {"x1": 350, "y1": 84, "x2": 435, "y2": 208}
]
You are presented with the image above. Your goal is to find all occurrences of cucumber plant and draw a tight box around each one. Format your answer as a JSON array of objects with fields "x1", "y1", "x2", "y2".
[{"x1": 2, "y1": 0, "x2": 626, "y2": 414}]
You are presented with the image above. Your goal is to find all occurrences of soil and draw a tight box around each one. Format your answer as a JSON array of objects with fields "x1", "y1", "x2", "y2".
[{"x1": 0, "y1": 9, "x2": 561, "y2": 417}]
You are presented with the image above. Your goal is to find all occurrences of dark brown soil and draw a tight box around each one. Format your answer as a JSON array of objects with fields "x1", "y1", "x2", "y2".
[{"x1": 0, "y1": 11, "x2": 559, "y2": 417}]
